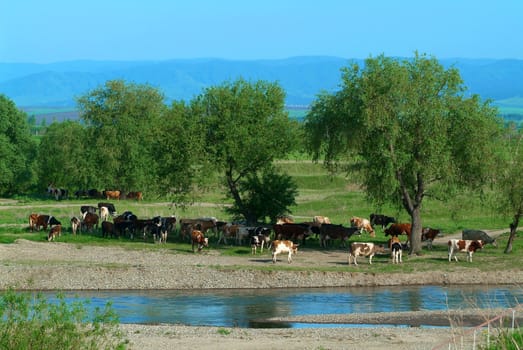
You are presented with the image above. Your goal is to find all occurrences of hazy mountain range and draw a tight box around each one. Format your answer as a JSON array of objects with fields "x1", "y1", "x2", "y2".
[{"x1": 1, "y1": 56, "x2": 522, "y2": 112}]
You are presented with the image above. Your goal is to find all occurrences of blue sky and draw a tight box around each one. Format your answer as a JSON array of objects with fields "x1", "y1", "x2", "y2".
[{"x1": 2, "y1": 0, "x2": 522, "y2": 63}]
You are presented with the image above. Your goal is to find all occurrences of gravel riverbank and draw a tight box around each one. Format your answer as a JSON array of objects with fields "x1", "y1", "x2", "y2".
[{"x1": 1, "y1": 239, "x2": 521, "y2": 349}]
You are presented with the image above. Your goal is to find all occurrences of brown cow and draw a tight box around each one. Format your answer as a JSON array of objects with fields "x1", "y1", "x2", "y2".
[
  {"x1": 384, "y1": 223, "x2": 412, "y2": 246},
  {"x1": 191, "y1": 230, "x2": 209, "y2": 252},
  {"x1": 33, "y1": 215, "x2": 61, "y2": 232},
  {"x1": 103, "y1": 190, "x2": 121, "y2": 200},
  {"x1": 47, "y1": 225, "x2": 62, "y2": 241},
  {"x1": 127, "y1": 191, "x2": 143, "y2": 200},
  {"x1": 82, "y1": 212, "x2": 99, "y2": 232},
  {"x1": 422, "y1": 228, "x2": 441, "y2": 250},
  {"x1": 319, "y1": 224, "x2": 360, "y2": 248},
  {"x1": 29, "y1": 213, "x2": 39, "y2": 232}
]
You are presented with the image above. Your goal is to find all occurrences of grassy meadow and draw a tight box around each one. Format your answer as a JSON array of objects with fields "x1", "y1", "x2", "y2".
[{"x1": 0, "y1": 160, "x2": 521, "y2": 273}]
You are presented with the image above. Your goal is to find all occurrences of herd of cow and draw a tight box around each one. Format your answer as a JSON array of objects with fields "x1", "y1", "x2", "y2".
[
  {"x1": 47, "y1": 184, "x2": 143, "y2": 201},
  {"x1": 27, "y1": 204, "x2": 498, "y2": 264}
]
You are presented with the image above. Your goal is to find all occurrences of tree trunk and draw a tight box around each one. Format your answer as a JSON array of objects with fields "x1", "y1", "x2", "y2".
[
  {"x1": 504, "y1": 213, "x2": 520, "y2": 254},
  {"x1": 409, "y1": 206, "x2": 423, "y2": 255}
]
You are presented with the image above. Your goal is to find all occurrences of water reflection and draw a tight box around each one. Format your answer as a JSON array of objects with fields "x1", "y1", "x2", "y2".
[{"x1": 41, "y1": 285, "x2": 522, "y2": 328}]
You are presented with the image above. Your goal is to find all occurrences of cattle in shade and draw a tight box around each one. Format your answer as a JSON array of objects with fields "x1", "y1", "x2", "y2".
[
  {"x1": 350, "y1": 217, "x2": 376, "y2": 237},
  {"x1": 271, "y1": 240, "x2": 299, "y2": 264},
  {"x1": 103, "y1": 190, "x2": 121, "y2": 200},
  {"x1": 462, "y1": 230, "x2": 497, "y2": 247},
  {"x1": 319, "y1": 224, "x2": 360, "y2": 248},
  {"x1": 273, "y1": 223, "x2": 312, "y2": 244},
  {"x1": 102, "y1": 221, "x2": 116, "y2": 238},
  {"x1": 47, "y1": 225, "x2": 62, "y2": 241},
  {"x1": 422, "y1": 228, "x2": 441, "y2": 250},
  {"x1": 47, "y1": 184, "x2": 68, "y2": 200},
  {"x1": 369, "y1": 214, "x2": 396, "y2": 229},
  {"x1": 127, "y1": 191, "x2": 143, "y2": 201},
  {"x1": 348, "y1": 242, "x2": 385, "y2": 265},
  {"x1": 191, "y1": 230, "x2": 209, "y2": 252},
  {"x1": 384, "y1": 223, "x2": 412, "y2": 246},
  {"x1": 448, "y1": 239, "x2": 484, "y2": 262}
]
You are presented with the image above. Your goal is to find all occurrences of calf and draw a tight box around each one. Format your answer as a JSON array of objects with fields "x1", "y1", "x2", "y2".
[
  {"x1": 348, "y1": 242, "x2": 386, "y2": 265},
  {"x1": 350, "y1": 217, "x2": 376, "y2": 237},
  {"x1": 191, "y1": 230, "x2": 209, "y2": 252},
  {"x1": 389, "y1": 236, "x2": 403, "y2": 264},
  {"x1": 448, "y1": 239, "x2": 484, "y2": 262},
  {"x1": 271, "y1": 240, "x2": 299, "y2": 264},
  {"x1": 369, "y1": 214, "x2": 396, "y2": 230},
  {"x1": 47, "y1": 225, "x2": 62, "y2": 241},
  {"x1": 251, "y1": 234, "x2": 269, "y2": 255}
]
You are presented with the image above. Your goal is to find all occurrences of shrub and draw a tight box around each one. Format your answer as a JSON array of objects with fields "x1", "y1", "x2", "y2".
[{"x1": 0, "y1": 289, "x2": 127, "y2": 349}]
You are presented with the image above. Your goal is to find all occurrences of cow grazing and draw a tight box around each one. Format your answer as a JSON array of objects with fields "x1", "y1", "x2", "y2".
[
  {"x1": 348, "y1": 242, "x2": 386, "y2": 265},
  {"x1": 319, "y1": 224, "x2": 360, "y2": 248},
  {"x1": 82, "y1": 212, "x2": 99, "y2": 232},
  {"x1": 422, "y1": 228, "x2": 441, "y2": 250},
  {"x1": 70, "y1": 216, "x2": 81, "y2": 235},
  {"x1": 271, "y1": 240, "x2": 299, "y2": 264},
  {"x1": 462, "y1": 229, "x2": 497, "y2": 247},
  {"x1": 350, "y1": 217, "x2": 376, "y2": 237},
  {"x1": 448, "y1": 239, "x2": 484, "y2": 262},
  {"x1": 369, "y1": 214, "x2": 396, "y2": 230},
  {"x1": 33, "y1": 215, "x2": 61, "y2": 232},
  {"x1": 191, "y1": 230, "x2": 209, "y2": 252},
  {"x1": 47, "y1": 225, "x2": 62, "y2": 241},
  {"x1": 389, "y1": 236, "x2": 403, "y2": 264}
]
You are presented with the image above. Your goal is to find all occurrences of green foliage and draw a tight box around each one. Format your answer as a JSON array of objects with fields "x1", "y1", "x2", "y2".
[
  {"x1": 482, "y1": 328, "x2": 523, "y2": 350},
  {"x1": 195, "y1": 78, "x2": 300, "y2": 223},
  {"x1": 0, "y1": 95, "x2": 38, "y2": 196},
  {"x1": 0, "y1": 289, "x2": 126, "y2": 350},
  {"x1": 304, "y1": 53, "x2": 504, "y2": 253}
]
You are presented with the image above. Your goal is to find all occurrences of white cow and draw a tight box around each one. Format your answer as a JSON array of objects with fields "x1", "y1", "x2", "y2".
[
  {"x1": 348, "y1": 242, "x2": 385, "y2": 265},
  {"x1": 448, "y1": 239, "x2": 484, "y2": 262},
  {"x1": 271, "y1": 240, "x2": 299, "y2": 263}
]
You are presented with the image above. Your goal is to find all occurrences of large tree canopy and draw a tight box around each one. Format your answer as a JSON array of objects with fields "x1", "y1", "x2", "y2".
[
  {"x1": 0, "y1": 95, "x2": 37, "y2": 195},
  {"x1": 305, "y1": 53, "x2": 503, "y2": 254},
  {"x1": 195, "y1": 78, "x2": 298, "y2": 224},
  {"x1": 76, "y1": 80, "x2": 166, "y2": 194}
]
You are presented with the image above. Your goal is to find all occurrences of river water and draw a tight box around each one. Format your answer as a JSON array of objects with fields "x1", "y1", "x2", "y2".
[{"x1": 42, "y1": 284, "x2": 523, "y2": 328}]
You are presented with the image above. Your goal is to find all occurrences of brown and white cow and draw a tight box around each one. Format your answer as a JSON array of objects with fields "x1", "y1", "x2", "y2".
[
  {"x1": 47, "y1": 225, "x2": 62, "y2": 241},
  {"x1": 313, "y1": 215, "x2": 331, "y2": 224},
  {"x1": 448, "y1": 239, "x2": 484, "y2": 262},
  {"x1": 350, "y1": 217, "x2": 376, "y2": 237},
  {"x1": 271, "y1": 240, "x2": 299, "y2": 264},
  {"x1": 348, "y1": 242, "x2": 385, "y2": 265},
  {"x1": 70, "y1": 216, "x2": 81, "y2": 235},
  {"x1": 191, "y1": 230, "x2": 209, "y2": 253},
  {"x1": 33, "y1": 214, "x2": 61, "y2": 232}
]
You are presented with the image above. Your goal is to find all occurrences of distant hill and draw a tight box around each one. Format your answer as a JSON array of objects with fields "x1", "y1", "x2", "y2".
[{"x1": 1, "y1": 57, "x2": 522, "y2": 113}]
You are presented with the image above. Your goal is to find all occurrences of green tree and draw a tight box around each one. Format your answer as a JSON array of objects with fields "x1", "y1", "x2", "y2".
[
  {"x1": 305, "y1": 53, "x2": 503, "y2": 254},
  {"x1": 495, "y1": 124, "x2": 523, "y2": 253},
  {"x1": 77, "y1": 80, "x2": 166, "y2": 194},
  {"x1": 36, "y1": 121, "x2": 90, "y2": 193},
  {"x1": 152, "y1": 100, "x2": 206, "y2": 202},
  {"x1": 0, "y1": 95, "x2": 37, "y2": 196},
  {"x1": 195, "y1": 78, "x2": 298, "y2": 224}
]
